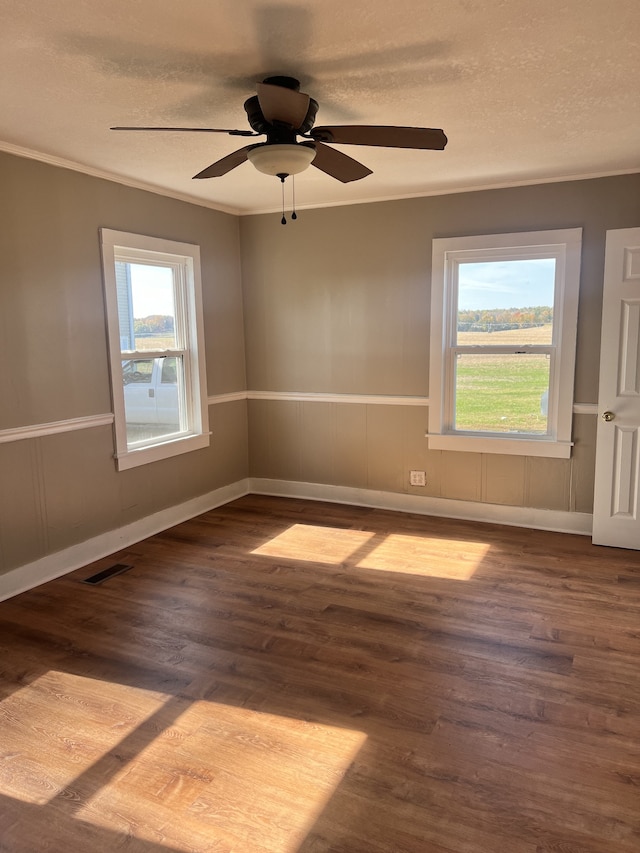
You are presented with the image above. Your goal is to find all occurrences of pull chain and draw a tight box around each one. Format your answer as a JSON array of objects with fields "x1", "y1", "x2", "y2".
[
  {"x1": 277, "y1": 174, "x2": 299, "y2": 225},
  {"x1": 280, "y1": 175, "x2": 287, "y2": 225}
]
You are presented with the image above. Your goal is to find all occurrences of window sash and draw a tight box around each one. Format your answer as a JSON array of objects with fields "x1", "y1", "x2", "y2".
[
  {"x1": 449, "y1": 350, "x2": 553, "y2": 436},
  {"x1": 120, "y1": 351, "x2": 189, "y2": 446}
]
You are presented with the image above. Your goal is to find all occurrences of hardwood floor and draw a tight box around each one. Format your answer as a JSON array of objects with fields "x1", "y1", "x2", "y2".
[{"x1": 1, "y1": 494, "x2": 639, "y2": 853}]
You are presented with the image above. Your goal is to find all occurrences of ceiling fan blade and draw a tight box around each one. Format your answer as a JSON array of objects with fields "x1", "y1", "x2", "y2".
[
  {"x1": 310, "y1": 125, "x2": 448, "y2": 150},
  {"x1": 311, "y1": 142, "x2": 372, "y2": 183},
  {"x1": 111, "y1": 126, "x2": 257, "y2": 136},
  {"x1": 256, "y1": 82, "x2": 310, "y2": 129},
  {"x1": 192, "y1": 145, "x2": 254, "y2": 179}
]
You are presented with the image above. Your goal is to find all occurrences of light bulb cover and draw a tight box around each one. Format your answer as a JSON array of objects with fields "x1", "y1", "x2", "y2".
[{"x1": 247, "y1": 143, "x2": 316, "y2": 177}]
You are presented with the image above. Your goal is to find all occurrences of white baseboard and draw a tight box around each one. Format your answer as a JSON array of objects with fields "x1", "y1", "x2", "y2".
[
  {"x1": 0, "y1": 479, "x2": 250, "y2": 603},
  {"x1": 1, "y1": 477, "x2": 593, "y2": 603},
  {"x1": 249, "y1": 478, "x2": 593, "y2": 536}
]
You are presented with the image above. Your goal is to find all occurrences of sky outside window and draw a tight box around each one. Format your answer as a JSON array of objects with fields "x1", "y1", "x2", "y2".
[
  {"x1": 130, "y1": 263, "x2": 175, "y2": 318},
  {"x1": 458, "y1": 259, "x2": 556, "y2": 310}
]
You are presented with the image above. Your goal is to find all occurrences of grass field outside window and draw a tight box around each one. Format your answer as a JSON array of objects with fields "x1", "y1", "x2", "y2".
[{"x1": 454, "y1": 324, "x2": 551, "y2": 434}]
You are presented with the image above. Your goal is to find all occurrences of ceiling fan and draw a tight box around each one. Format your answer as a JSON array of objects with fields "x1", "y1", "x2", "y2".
[{"x1": 111, "y1": 75, "x2": 448, "y2": 185}]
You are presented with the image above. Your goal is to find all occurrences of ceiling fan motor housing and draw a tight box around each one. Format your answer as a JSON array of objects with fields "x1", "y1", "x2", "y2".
[{"x1": 243, "y1": 94, "x2": 319, "y2": 138}]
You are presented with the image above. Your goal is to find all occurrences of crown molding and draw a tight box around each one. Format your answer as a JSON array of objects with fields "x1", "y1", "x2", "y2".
[
  {"x1": 0, "y1": 141, "x2": 241, "y2": 216},
  {"x1": 2, "y1": 139, "x2": 637, "y2": 219},
  {"x1": 243, "y1": 169, "x2": 640, "y2": 215}
]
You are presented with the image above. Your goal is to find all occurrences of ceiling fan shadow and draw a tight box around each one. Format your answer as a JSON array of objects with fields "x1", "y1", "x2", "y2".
[{"x1": 56, "y1": 4, "x2": 466, "y2": 126}]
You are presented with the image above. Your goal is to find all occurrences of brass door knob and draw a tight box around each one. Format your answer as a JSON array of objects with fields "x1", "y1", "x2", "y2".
[{"x1": 601, "y1": 411, "x2": 615, "y2": 422}]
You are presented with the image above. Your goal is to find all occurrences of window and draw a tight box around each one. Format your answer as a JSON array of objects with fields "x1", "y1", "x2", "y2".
[
  {"x1": 429, "y1": 229, "x2": 581, "y2": 458},
  {"x1": 100, "y1": 229, "x2": 209, "y2": 470}
]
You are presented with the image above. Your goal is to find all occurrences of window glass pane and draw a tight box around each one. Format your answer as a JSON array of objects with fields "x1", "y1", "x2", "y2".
[
  {"x1": 454, "y1": 353, "x2": 550, "y2": 434},
  {"x1": 115, "y1": 262, "x2": 177, "y2": 352},
  {"x1": 456, "y1": 259, "x2": 556, "y2": 345},
  {"x1": 161, "y1": 356, "x2": 178, "y2": 384},
  {"x1": 122, "y1": 356, "x2": 184, "y2": 446},
  {"x1": 122, "y1": 358, "x2": 153, "y2": 384}
]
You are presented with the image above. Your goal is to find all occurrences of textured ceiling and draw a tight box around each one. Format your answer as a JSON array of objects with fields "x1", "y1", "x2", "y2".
[{"x1": 1, "y1": 0, "x2": 639, "y2": 215}]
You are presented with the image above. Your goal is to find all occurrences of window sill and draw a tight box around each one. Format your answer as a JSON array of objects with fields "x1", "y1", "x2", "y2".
[
  {"x1": 115, "y1": 432, "x2": 211, "y2": 470},
  {"x1": 426, "y1": 433, "x2": 573, "y2": 458}
]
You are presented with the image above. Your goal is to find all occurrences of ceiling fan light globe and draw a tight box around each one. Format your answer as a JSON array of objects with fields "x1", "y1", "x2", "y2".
[{"x1": 247, "y1": 143, "x2": 316, "y2": 177}]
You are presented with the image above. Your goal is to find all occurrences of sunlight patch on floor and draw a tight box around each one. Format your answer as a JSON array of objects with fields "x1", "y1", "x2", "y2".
[
  {"x1": 0, "y1": 670, "x2": 170, "y2": 805},
  {"x1": 75, "y1": 701, "x2": 367, "y2": 852},
  {"x1": 356, "y1": 534, "x2": 490, "y2": 579},
  {"x1": 251, "y1": 524, "x2": 489, "y2": 579},
  {"x1": 2, "y1": 668, "x2": 367, "y2": 852},
  {"x1": 251, "y1": 523, "x2": 376, "y2": 564}
]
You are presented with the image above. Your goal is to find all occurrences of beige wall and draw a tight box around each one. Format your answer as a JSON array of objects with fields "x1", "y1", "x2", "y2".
[
  {"x1": 2, "y1": 153, "x2": 639, "y2": 582},
  {"x1": 241, "y1": 174, "x2": 640, "y2": 514},
  {"x1": 0, "y1": 152, "x2": 248, "y2": 577}
]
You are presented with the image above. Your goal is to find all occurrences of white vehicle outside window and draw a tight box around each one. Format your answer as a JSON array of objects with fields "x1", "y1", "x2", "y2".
[
  {"x1": 100, "y1": 229, "x2": 209, "y2": 470},
  {"x1": 429, "y1": 229, "x2": 582, "y2": 458}
]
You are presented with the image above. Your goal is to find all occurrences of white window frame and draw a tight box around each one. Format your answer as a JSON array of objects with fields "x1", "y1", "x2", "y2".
[
  {"x1": 100, "y1": 229, "x2": 209, "y2": 470},
  {"x1": 428, "y1": 228, "x2": 582, "y2": 458}
]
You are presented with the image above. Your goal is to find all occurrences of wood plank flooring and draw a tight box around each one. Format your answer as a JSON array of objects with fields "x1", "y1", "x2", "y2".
[{"x1": 1, "y1": 494, "x2": 639, "y2": 853}]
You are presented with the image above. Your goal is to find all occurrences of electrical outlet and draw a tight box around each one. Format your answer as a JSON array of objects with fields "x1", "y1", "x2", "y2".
[{"x1": 410, "y1": 470, "x2": 426, "y2": 487}]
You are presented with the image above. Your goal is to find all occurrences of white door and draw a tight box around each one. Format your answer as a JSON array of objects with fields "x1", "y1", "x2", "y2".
[{"x1": 592, "y1": 227, "x2": 640, "y2": 548}]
